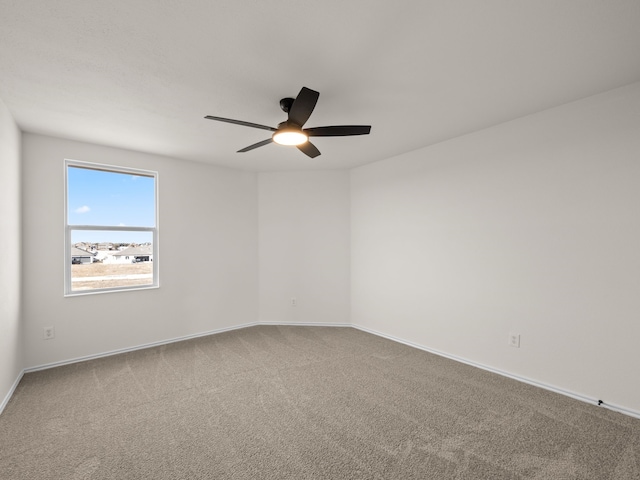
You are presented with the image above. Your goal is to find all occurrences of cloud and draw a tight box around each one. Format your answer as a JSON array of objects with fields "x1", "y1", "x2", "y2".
[
  {"x1": 75, "y1": 205, "x2": 90, "y2": 214},
  {"x1": 118, "y1": 223, "x2": 126, "y2": 226}
]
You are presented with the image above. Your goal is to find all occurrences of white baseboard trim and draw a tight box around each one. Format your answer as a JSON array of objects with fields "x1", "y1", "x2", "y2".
[
  {"x1": 352, "y1": 323, "x2": 640, "y2": 420},
  {"x1": 24, "y1": 322, "x2": 259, "y2": 373},
  {"x1": 12, "y1": 321, "x2": 640, "y2": 421},
  {"x1": 258, "y1": 321, "x2": 351, "y2": 328},
  {"x1": 0, "y1": 369, "x2": 24, "y2": 417},
  {"x1": 23, "y1": 321, "x2": 345, "y2": 374}
]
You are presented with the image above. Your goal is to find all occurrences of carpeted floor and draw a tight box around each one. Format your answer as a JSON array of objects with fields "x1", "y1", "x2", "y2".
[{"x1": 1, "y1": 325, "x2": 638, "y2": 479}]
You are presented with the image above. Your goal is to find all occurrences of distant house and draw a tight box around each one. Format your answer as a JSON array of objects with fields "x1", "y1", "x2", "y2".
[
  {"x1": 105, "y1": 245, "x2": 153, "y2": 264},
  {"x1": 94, "y1": 250, "x2": 114, "y2": 263},
  {"x1": 74, "y1": 242, "x2": 92, "y2": 251},
  {"x1": 70, "y1": 247, "x2": 96, "y2": 265}
]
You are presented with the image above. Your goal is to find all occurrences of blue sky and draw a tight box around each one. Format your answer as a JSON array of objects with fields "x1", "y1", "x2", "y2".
[{"x1": 68, "y1": 166, "x2": 155, "y2": 244}]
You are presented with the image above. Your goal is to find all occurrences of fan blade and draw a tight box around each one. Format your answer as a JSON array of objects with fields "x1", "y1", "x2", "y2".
[
  {"x1": 237, "y1": 138, "x2": 273, "y2": 153},
  {"x1": 304, "y1": 125, "x2": 371, "y2": 137},
  {"x1": 288, "y1": 87, "x2": 319, "y2": 127},
  {"x1": 205, "y1": 116, "x2": 276, "y2": 132},
  {"x1": 297, "y1": 141, "x2": 321, "y2": 158}
]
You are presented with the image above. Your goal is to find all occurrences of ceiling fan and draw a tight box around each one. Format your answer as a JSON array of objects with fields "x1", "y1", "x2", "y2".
[{"x1": 205, "y1": 87, "x2": 371, "y2": 158}]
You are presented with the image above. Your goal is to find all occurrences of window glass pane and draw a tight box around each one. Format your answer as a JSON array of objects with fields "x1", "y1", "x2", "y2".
[
  {"x1": 70, "y1": 230, "x2": 153, "y2": 292},
  {"x1": 65, "y1": 161, "x2": 158, "y2": 296},
  {"x1": 67, "y1": 166, "x2": 155, "y2": 227}
]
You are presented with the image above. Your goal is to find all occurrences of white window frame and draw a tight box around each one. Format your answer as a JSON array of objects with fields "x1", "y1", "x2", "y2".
[{"x1": 64, "y1": 159, "x2": 159, "y2": 296}]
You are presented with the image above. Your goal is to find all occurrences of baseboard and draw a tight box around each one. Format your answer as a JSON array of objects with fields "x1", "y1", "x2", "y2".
[
  {"x1": 352, "y1": 323, "x2": 640, "y2": 420},
  {"x1": 258, "y1": 321, "x2": 352, "y2": 327},
  {"x1": 3, "y1": 322, "x2": 351, "y2": 413},
  {"x1": 15, "y1": 321, "x2": 640, "y2": 420},
  {"x1": 24, "y1": 321, "x2": 347, "y2": 374},
  {"x1": 25, "y1": 322, "x2": 259, "y2": 373},
  {"x1": 0, "y1": 369, "x2": 24, "y2": 416}
]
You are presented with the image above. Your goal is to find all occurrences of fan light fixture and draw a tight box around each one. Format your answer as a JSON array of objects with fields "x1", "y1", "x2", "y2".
[{"x1": 273, "y1": 129, "x2": 307, "y2": 146}]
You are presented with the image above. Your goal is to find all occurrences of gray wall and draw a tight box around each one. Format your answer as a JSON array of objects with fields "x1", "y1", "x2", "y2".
[
  {"x1": 351, "y1": 82, "x2": 640, "y2": 413},
  {"x1": 0, "y1": 97, "x2": 22, "y2": 409},
  {"x1": 258, "y1": 171, "x2": 351, "y2": 325},
  {"x1": 22, "y1": 134, "x2": 259, "y2": 367}
]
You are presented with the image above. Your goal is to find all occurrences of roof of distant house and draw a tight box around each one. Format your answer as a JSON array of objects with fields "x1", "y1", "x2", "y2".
[
  {"x1": 71, "y1": 247, "x2": 95, "y2": 257},
  {"x1": 112, "y1": 245, "x2": 153, "y2": 257}
]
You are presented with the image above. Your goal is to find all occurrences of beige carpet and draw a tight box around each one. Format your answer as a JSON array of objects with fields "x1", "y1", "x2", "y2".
[{"x1": 1, "y1": 325, "x2": 639, "y2": 479}]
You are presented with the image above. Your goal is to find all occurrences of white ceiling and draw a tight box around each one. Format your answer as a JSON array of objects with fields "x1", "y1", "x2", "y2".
[{"x1": 1, "y1": 1, "x2": 640, "y2": 172}]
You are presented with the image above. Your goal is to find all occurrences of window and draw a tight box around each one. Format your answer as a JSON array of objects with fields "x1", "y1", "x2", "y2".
[{"x1": 64, "y1": 160, "x2": 158, "y2": 295}]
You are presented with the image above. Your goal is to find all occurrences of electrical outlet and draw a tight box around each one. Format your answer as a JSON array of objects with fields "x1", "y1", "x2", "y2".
[
  {"x1": 509, "y1": 333, "x2": 520, "y2": 348},
  {"x1": 291, "y1": 297, "x2": 297, "y2": 307},
  {"x1": 43, "y1": 326, "x2": 55, "y2": 340}
]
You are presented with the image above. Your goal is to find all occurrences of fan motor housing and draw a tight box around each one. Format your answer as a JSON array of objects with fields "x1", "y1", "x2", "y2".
[{"x1": 279, "y1": 97, "x2": 295, "y2": 113}]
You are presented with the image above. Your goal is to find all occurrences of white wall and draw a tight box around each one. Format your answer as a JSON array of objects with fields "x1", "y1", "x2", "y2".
[
  {"x1": 22, "y1": 134, "x2": 259, "y2": 367},
  {"x1": 259, "y1": 171, "x2": 350, "y2": 324},
  {"x1": 351, "y1": 82, "x2": 640, "y2": 413},
  {"x1": 0, "y1": 98, "x2": 23, "y2": 408}
]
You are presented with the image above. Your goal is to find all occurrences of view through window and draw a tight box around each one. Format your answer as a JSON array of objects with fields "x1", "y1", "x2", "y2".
[{"x1": 65, "y1": 160, "x2": 158, "y2": 295}]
